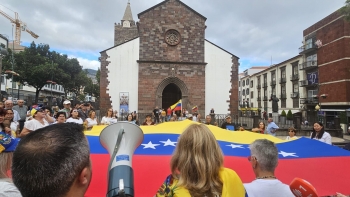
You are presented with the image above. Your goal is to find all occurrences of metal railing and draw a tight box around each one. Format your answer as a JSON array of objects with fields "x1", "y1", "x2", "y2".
[
  {"x1": 279, "y1": 78, "x2": 286, "y2": 84},
  {"x1": 299, "y1": 60, "x2": 318, "y2": 70},
  {"x1": 290, "y1": 74, "x2": 299, "y2": 81},
  {"x1": 270, "y1": 80, "x2": 276, "y2": 86},
  {"x1": 262, "y1": 82, "x2": 268, "y2": 88}
]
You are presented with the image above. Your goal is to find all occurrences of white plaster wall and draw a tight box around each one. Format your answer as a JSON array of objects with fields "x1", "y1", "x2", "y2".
[
  {"x1": 205, "y1": 41, "x2": 233, "y2": 115},
  {"x1": 106, "y1": 38, "x2": 139, "y2": 112}
]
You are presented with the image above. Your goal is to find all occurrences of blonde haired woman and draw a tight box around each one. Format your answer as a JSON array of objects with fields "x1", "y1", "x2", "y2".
[{"x1": 155, "y1": 124, "x2": 246, "y2": 197}]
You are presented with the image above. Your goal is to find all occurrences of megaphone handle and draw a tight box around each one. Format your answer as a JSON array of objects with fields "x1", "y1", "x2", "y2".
[{"x1": 107, "y1": 128, "x2": 125, "y2": 181}]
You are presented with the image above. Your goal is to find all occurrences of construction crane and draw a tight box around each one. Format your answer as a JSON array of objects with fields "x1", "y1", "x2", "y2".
[{"x1": 0, "y1": 8, "x2": 39, "y2": 45}]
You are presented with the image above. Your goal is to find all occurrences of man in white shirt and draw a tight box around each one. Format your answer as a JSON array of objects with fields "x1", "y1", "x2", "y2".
[{"x1": 244, "y1": 139, "x2": 294, "y2": 197}]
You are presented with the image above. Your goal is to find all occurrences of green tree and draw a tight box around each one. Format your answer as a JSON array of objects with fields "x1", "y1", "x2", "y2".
[
  {"x1": 287, "y1": 110, "x2": 293, "y2": 120},
  {"x1": 83, "y1": 78, "x2": 99, "y2": 98},
  {"x1": 2, "y1": 42, "x2": 86, "y2": 103},
  {"x1": 281, "y1": 110, "x2": 286, "y2": 117},
  {"x1": 340, "y1": 0, "x2": 350, "y2": 22}
]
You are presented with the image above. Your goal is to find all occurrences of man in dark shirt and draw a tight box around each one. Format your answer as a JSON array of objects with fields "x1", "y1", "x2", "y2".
[
  {"x1": 221, "y1": 115, "x2": 237, "y2": 131},
  {"x1": 153, "y1": 106, "x2": 160, "y2": 124},
  {"x1": 205, "y1": 115, "x2": 217, "y2": 126},
  {"x1": 78, "y1": 103, "x2": 90, "y2": 122}
]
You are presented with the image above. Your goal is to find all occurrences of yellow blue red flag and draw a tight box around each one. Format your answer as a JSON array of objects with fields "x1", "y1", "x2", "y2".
[{"x1": 85, "y1": 120, "x2": 350, "y2": 196}]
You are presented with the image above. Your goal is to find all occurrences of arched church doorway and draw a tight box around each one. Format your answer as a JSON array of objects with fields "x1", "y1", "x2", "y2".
[{"x1": 162, "y1": 83, "x2": 182, "y2": 110}]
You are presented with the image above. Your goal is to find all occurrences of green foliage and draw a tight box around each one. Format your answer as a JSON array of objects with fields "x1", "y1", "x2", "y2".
[
  {"x1": 339, "y1": 112, "x2": 347, "y2": 124},
  {"x1": 281, "y1": 110, "x2": 287, "y2": 117},
  {"x1": 2, "y1": 41, "x2": 85, "y2": 103},
  {"x1": 339, "y1": 0, "x2": 350, "y2": 22},
  {"x1": 83, "y1": 78, "x2": 99, "y2": 97},
  {"x1": 287, "y1": 110, "x2": 293, "y2": 120}
]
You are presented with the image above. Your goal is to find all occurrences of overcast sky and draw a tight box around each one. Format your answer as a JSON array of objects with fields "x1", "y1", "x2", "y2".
[{"x1": 0, "y1": 0, "x2": 346, "y2": 71}]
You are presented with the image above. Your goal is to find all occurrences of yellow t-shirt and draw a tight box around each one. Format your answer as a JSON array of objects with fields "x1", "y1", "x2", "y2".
[{"x1": 155, "y1": 167, "x2": 246, "y2": 197}]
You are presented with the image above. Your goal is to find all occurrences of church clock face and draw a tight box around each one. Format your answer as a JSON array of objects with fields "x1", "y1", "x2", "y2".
[
  {"x1": 165, "y1": 29, "x2": 181, "y2": 46},
  {"x1": 123, "y1": 21, "x2": 130, "y2": 27}
]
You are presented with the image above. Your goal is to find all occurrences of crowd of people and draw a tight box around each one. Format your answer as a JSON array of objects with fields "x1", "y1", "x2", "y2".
[{"x1": 0, "y1": 100, "x2": 346, "y2": 196}]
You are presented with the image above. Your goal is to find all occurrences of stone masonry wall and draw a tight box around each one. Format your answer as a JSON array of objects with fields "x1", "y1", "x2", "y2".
[
  {"x1": 99, "y1": 51, "x2": 112, "y2": 116},
  {"x1": 114, "y1": 24, "x2": 139, "y2": 46},
  {"x1": 138, "y1": 62, "x2": 205, "y2": 114},
  {"x1": 229, "y1": 56, "x2": 239, "y2": 116},
  {"x1": 138, "y1": 0, "x2": 206, "y2": 63}
]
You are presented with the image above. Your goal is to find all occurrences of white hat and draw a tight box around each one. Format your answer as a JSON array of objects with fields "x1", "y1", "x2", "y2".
[
  {"x1": 63, "y1": 100, "x2": 71, "y2": 105},
  {"x1": 187, "y1": 114, "x2": 193, "y2": 118}
]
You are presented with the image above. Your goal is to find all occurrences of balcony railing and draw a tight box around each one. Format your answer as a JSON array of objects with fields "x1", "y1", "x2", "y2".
[
  {"x1": 262, "y1": 82, "x2": 268, "y2": 88},
  {"x1": 263, "y1": 96, "x2": 268, "y2": 101},
  {"x1": 299, "y1": 60, "x2": 318, "y2": 70},
  {"x1": 299, "y1": 43, "x2": 317, "y2": 54},
  {"x1": 257, "y1": 96, "x2": 261, "y2": 101},
  {"x1": 290, "y1": 92, "x2": 299, "y2": 98},
  {"x1": 256, "y1": 84, "x2": 261, "y2": 89},
  {"x1": 290, "y1": 74, "x2": 299, "y2": 81},
  {"x1": 270, "y1": 80, "x2": 276, "y2": 86},
  {"x1": 280, "y1": 93, "x2": 287, "y2": 99},
  {"x1": 300, "y1": 97, "x2": 319, "y2": 104},
  {"x1": 279, "y1": 78, "x2": 286, "y2": 84}
]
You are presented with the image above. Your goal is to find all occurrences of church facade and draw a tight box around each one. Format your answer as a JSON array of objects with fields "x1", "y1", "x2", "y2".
[{"x1": 100, "y1": 0, "x2": 239, "y2": 116}]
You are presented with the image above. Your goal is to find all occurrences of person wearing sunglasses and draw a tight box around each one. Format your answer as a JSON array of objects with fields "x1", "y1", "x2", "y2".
[
  {"x1": 20, "y1": 108, "x2": 54, "y2": 137},
  {"x1": 66, "y1": 109, "x2": 84, "y2": 125},
  {"x1": 101, "y1": 108, "x2": 117, "y2": 125},
  {"x1": 244, "y1": 139, "x2": 294, "y2": 197}
]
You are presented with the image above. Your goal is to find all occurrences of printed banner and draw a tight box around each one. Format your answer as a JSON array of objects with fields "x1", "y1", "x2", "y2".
[
  {"x1": 307, "y1": 72, "x2": 318, "y2": 85},
  {"x1": 119, "y1": 92, "x2": 129, "y2": 114}
]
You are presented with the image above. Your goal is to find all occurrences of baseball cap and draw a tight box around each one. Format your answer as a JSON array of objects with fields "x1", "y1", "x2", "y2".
[
  {"x1": 0, "y1": 132, "x2": 20, "y2": 153},
  {"x1": 187, "y1": 114, "x2": 193, "y2": 118},
  {"x1": 225, "y1": 115, "x2": 231, "y2": 119},
  {"x1": 63, "y1": 100, "x2": 71, "y2": 105}
]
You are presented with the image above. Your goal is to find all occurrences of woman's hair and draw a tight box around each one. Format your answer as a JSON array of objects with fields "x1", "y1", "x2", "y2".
[
  {"x1": 106, "y1": 108, "x2": 113, "y2": 117},
  {"x1": 0, "y1": 152, "x2": 13, "y2": 178},
  {"x1": 288, "y1": 127, "x2": 296, "y2": 133},
  {"x1": 258, "y1": 121, "x2": 265, "y2": 131},
  {"x1": 171, "y1": 124, "x2": 223, "y2": 197},
  {"x1": 311, "y1": 122, "x2": 325, "y2": 139},
  {"x1": 88, "y1": 110, "x2": 95, "y2": 118},
  {"x1": 69, "y1": 109, "x2": 79, "y2": 118},
  {"x1": 5, "y1": 109, "x2": 14, "y2": 122}
]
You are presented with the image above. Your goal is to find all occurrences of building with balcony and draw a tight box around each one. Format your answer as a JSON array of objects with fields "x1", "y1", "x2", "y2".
[
  {"x1": 298, "y1": 9, "x2": 350, "y2": 127},
  {"x1": 238, "y1": 66, "x2": 269, "y2": 115},
  {"x1": 249, "y1": 55, "x2": 303, "y2": 116}
]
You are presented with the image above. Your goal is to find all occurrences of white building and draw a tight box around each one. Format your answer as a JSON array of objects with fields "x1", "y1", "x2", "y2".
[
  {"x1": 238, "y1": 66, "x2": 269, "y2": 114},
  {"x1": 247, "y1": 55, "x2": 303, "y2": 117}
]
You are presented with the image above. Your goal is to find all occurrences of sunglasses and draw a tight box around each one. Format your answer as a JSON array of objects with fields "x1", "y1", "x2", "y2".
[{"x1": 73, "y1": 110, "x2": 78, "y2": 112}]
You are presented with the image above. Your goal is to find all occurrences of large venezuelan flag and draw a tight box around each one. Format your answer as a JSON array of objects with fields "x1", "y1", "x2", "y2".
[
  {"x1": 169, "y1": 99, "x2": 181, "y2": 111},
  {"x1": 85, "y1": 120, "x2": 350, "y2": 197}
]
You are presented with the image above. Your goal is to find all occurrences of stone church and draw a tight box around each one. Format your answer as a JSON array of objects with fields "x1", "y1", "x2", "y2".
[{"x1": 100, "y1": 0, "x2": 239, "y2": 116}]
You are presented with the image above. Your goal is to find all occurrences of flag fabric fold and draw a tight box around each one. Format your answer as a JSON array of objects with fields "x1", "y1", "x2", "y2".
[
  {"x1": 170, "y1": 99, "x2": 181, "y2": 111},
  {"x1": 85, "y1": 121, "x2": 350, "y2": 197}
]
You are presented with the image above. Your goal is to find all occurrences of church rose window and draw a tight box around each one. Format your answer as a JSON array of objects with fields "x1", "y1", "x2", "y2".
[{"x1": 165, "y1": 29, "x2": 181, "y2": 46}]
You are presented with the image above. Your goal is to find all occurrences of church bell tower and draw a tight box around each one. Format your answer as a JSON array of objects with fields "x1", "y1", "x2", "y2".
[{"x1": 114, "y1": 1, "x2": 139, "y2": 46}]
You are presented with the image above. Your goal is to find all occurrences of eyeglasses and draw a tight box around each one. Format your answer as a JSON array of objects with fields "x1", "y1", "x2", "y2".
[
  {"x1": 247, "y1": 156, "x2": 257, "y2": 162},
  {"x1": 73, "y1": 110, "x2": 78, "y2": 112},
  {"x1": 108, "y1": 110, "x2": 113, "y2": 112}
]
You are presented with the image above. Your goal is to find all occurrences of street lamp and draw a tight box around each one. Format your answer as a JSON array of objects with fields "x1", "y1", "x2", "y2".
[
  {"x1": 47, "y1": 80, "x2": 56, "y2": 106},
  {"x1": 5, "y1": 70, "x2": 19, "y2": 98},
  {"x1": 17, "y1": 82, "x2": 20, "y2": 100},
  {"x1": 0, "y1": 46, "x2": 8, "y2": 99}
]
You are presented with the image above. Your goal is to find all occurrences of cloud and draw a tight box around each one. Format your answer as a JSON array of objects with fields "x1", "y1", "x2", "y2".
[
  {"x1": 0, "y1": 0, "x2": 345, "y2": 72},
  {"x1": 69, "y1": 56, "x2": 100, "y2": 70}
]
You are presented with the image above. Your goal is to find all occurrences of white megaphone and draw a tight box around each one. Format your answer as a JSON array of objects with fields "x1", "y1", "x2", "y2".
[{"x1": 100, "y1": 122, "x2": 144, "y2": 197}]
